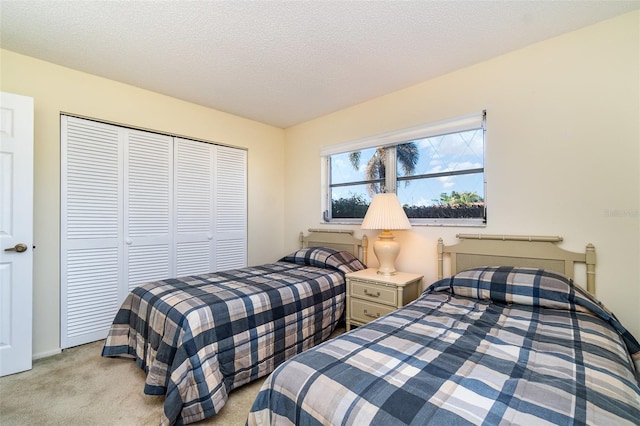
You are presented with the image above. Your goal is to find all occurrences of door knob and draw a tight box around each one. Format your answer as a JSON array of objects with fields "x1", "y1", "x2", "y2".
[{"x1": 4, "y1": 243, "x2": 28, "y2": 253}]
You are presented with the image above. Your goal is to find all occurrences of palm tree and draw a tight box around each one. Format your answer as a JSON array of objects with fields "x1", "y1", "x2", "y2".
[
  {"x1": 348, "y1": 143, "x2": 419, "y2": 197},
  {"x1": 436, "y1": 190, "x2": 484, "y2": 206}
]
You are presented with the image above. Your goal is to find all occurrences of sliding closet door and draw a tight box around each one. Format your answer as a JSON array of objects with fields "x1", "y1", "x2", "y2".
[
  {"x1": 214, "y1": 146, "x2": 247, "y2": 270},
  {"x1": 174, "y1": 138, "x2": 214, "y2": 276},
  {"x1": 61, "y1": 117, "x2": 123, "y2": 348},
  {"x1": 174, "y1": 140, "x2": 248, "y2": 274},
  {"x1": 125, "y1": 130, "x2": 173, "y2": 291}
]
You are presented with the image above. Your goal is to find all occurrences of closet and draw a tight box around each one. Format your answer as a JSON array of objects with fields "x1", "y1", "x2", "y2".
[{"x1": 60, "y1": 116, "x2": 247, "y2": 348}]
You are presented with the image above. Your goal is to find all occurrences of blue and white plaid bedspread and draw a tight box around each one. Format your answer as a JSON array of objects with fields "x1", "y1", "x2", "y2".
[
  {"x1": 248, "y1": 267, "x2": 640, "y2": 425},
  {"x1": 102, "y1": 248, "x2": 365, "y2": 425}
]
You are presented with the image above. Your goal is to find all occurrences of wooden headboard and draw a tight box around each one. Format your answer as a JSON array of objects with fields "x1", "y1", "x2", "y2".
[
  {"x1": 300, "y1": 228, "x2": 368, "y2": 265},
  {"x1": 437, "y1": 234, "x2": 596, "y2": 294}
]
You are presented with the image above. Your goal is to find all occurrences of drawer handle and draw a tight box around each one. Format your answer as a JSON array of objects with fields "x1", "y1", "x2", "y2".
[
  {"x1": 363, "y1": 309, "x2": 380, "y2": 319},
  {"x1": 363, "y1": 289, "x2": 380, "y2": 297}
]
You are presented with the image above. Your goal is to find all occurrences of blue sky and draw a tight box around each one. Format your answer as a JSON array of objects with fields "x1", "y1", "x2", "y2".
[{"x1": 331, "y1": 129, "x2": 484, "y2": 207}]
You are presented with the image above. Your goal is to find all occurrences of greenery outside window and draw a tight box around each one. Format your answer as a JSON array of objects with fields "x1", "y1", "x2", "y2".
[{"x1": 322, "y1": 111, "x2": 486, "y2": 226}]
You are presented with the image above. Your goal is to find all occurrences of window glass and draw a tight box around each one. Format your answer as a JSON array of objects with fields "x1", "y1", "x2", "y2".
[
  {"x1": 330, "y1": 147, "x2": 381, "y2": 185},
  {"x1": 397, "y1": 129, "x2": 484, "y2": 220},
  {"x1": 325, "y1": 113, "x2": 485, "y2": 226},
  {"x1": 329, "y1": 147, "x2": 383, "y2": 219}
]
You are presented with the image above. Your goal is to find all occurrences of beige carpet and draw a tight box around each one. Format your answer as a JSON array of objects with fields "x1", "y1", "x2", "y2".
[{"x1": 0, "y1": 340, "x2": 266, "y2": 425}]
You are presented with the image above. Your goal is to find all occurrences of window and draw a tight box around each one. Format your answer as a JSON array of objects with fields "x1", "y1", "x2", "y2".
[{"x1": 322, "y1": 111, "x2": 486, "y2": 226}]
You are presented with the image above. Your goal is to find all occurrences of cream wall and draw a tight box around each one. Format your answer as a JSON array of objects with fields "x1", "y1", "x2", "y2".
[
  {"x1": 0, "y1": 50, "x2": 286, "y2": 357},
  {"x1": 284, "y1": 12, "x2": 640, "y2": 338}
]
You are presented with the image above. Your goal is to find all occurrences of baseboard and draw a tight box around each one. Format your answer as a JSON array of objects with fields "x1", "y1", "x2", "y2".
[{"x1": 32, "y1": 348, "x2": 62, "y2": 360}]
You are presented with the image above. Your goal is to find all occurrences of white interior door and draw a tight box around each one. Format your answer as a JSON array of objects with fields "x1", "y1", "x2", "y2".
[{"x1": 0, "y1": 92, "x2": 34, "y2": 376}]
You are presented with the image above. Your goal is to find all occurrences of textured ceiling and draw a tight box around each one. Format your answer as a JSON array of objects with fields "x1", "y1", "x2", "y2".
[{"x1": 1, "y1": 1, "x2": 638, "y2": 128}]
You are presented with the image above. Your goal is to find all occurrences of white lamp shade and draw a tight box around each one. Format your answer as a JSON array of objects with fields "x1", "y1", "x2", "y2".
[
  {"x1": 361, "y1": 193, "x2": 411, "y2": 230},
  {"x1": 361, "y1": 193, "x2": 411, "y2": 276}
]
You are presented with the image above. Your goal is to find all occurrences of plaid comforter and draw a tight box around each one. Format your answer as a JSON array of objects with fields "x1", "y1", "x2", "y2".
[
  {"x1": 102, "y1": 248, "x2": 365, "y2": 425},
  {"x1": 248, "y1": 267, "x2": 640, "y2": 425}
]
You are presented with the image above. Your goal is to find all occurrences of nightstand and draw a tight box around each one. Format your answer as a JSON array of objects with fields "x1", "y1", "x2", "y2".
[{"x1": 345, "y1": 268, "x2": 423, "y2": 331}]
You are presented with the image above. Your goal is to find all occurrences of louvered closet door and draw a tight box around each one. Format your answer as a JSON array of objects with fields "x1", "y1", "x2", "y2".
[
  {"x1": 125, "y1": 130, "x2": 173, "y2": 290},
  {"x1": 61, "y1": 117, "x2": 123, "y2": 348},
  {"x1": 214, "y1": 146, "x2": 247, "y2": 270},
  {"x1": 62, "y1": 117, "x2": 247, "y2": 348},
  {"x1": 174, "y1": 138, "x2": 214, "y2": 276}
]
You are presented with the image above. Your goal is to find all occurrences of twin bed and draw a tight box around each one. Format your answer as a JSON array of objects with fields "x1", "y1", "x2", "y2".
[
  {"x1": 103, "y1": 231, "x2": 640, "y2": 425},
  {"x1": 102, "y1": 229, "x2": 367, "y2": 425}
]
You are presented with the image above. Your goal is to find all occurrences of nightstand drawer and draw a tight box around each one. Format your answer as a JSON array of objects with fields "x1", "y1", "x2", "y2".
[
  {"x1": 351, "y1": 281, "x2": 396, "y2": 305},
  {"x1": 350, "y1": 299, "x2": 395, "y2": 324}
]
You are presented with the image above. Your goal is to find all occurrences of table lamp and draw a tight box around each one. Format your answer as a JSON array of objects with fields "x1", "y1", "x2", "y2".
[{"x1": 361, "y1": 193, "x2": 411, "y2": 276}]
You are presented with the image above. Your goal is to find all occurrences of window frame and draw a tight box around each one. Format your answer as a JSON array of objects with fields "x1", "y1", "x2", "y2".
[{"x1": 321, "y1": 111, "x2": 486, "y2": 227}]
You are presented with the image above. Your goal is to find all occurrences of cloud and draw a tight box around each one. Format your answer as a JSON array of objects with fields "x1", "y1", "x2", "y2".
[
  {"x1": 447, "y1": 161, "x2": 483, "y2": 170},
  {"x1": 438, "y1": 176, "x2": 455, "y2": 188}
]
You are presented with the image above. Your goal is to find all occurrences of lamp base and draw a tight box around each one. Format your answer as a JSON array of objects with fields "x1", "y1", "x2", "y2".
[{"x1": 373, "y1": 230, "x2": 400, "y2": 276}]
